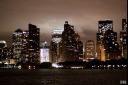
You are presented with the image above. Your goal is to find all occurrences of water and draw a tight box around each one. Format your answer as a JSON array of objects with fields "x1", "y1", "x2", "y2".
[{"x1": 0, "y1": 69, "x2": 126, "y2": 85}]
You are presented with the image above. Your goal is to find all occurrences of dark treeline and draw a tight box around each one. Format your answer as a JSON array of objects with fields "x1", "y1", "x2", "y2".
[
  {"x1": 0, "y1": 58, "x2": 127, "y2": 69},
  {"x1": 57, "y1": 58, "x2": 127, "y2": 69}
]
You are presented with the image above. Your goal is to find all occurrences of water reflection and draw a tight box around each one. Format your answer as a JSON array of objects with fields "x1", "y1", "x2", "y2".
[{"x1": 0, "y1": 69, "x2": 126, "y2": 85}]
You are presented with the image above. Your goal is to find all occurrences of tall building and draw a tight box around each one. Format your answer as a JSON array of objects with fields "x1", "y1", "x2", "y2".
[
  {"x1": 60, "y1": 21, "x2": 83, "y2": 62},
  {"x1": 96, "y1": 20, "x2": 120, "y2": 61},
  {"x1": 29, "y1": 24, "x2": 40, "y2": 64},
  {"x1": 84, "y1": 40, "x2": 95, "y2": 61},
  {"x1": 40, "y1": 41, "x2": 50, "y2": 63},
  {"x1": 103, "y1": 29, "x2": 120, "y2": 60},
  {"x1": 12, "y1": 24, "x2": 40, "y2": 64},
  {"x1": 0, "y1": 40, "x2": 7, "y2": 61},
  {"x1": 12, "y1": 29, "x2": 23, "y2": 63},
  {"x1": 22, "y1": 30, "x2": 29, "y2": 63},
  {"x1": 50, "y1": 29, "x2": 63, "y2": 63},
  {"x1": 120, "y1": 19, "x2": 127, "y2": 59}
]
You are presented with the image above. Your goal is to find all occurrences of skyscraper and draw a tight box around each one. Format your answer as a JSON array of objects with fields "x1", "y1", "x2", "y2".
[
  {"x1": 120, "y1": 19, "x2": 127, "y2": 59},
  {"x1": 84, "y1": 40, "x2": 95, "y2": 61},
  {"x1": 96, "y1": 20, "x2": 120, "y2": 61},
  {"x1": 12, "y1": 29, "x2": 23, "y2": 63},
  {"x1": 29, "y1": 24, "x2": 40, "y2": 64},
  {"x1": 103, "y1": 29, "x2": 120, "y2": 60},
  {"x1": 40, "y1": 41, "x2": 50, "y2": 63},
  {"x1": 60, "y1": 21, "x2": 83, "y2": 62},
  {"x1": 22, "y1": 30, "x2": 29, "y2": 63},
  {"x1": 50, "y1": 29, "x2": 63, "y2": 63},
  {"x1": 0, "y1": 40, "x2": 7, "y2": 61},
  {"x1": 12, "y1": 24, "x2": 40, "y2": 64}
]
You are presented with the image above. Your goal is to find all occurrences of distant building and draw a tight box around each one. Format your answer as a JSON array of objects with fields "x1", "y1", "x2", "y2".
[
  {"x1": 0, "y1": 40, "x2": 7, "y2": 61},
  {"x1": 12, "y1": 29, "x2": 23, "y2": 63},
  {"x1": 60, "y1": 21, "x2": 83, "y2": 62},
  {"x1": 50, "y1": 29, "x2": 63, "y2": 63},
  {"x1": 96, "y1": 20, "x2": 120, "y2": 61},
  {"x1": 22, "y1": 30, "x2": 29, "y2": 63},
  {"x1": 103, "y1": 29, "x2": 120, "y2": 60},
  {"x1": 85, "y1": 40, "x2": 95, "y2": 61},
  {"x1": 12, "y1": 24, "x2": 40, "y2": 64},
  {"x1": 40, "y1": 41, "x2": 50, "y2": 63},
  {"x1": 120, "y1": 19, "x2": 127, "y2": 59},
  {"x1": 29, "y1": 24, "x2": 40, "y2": 64}
]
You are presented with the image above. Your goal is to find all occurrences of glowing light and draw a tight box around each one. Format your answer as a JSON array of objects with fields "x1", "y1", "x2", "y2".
[
  {"x1": 40, "y1": 48, "x2": 49, "y2": 63},
  {"x1": 100, "y1": 45, "x2": 106, "y2": 61},
  {"x1": 71, "y1": 66, "x2": 83, "y2": 69},
  {"x1": 28, "y1": 65, "x2": 31, "y2": 69},
  {"x1": 18, "y1": 65, "x2": 22, "y2": 69},
  {"x1": 52, "y1": 63, "x2": 63, "y2": 68}
]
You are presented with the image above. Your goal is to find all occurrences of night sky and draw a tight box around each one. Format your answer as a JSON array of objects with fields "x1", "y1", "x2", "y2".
[{"x1": 0, "y1": 0, "x2": 127, "y2": 46}]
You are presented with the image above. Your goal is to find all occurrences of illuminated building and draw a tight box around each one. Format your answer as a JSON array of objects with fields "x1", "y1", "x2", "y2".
[
  {"x1": 12, "y1": 24, "x2": 40, "y2": 64},
  {"x1": 12, "y1": 29, "x2": 23, "y2": 63},
  {"x1": 96, "y1": 20, "x2": 120, "y2": 61},
  {"x1": 40, "y1": 41, "x2": 50, "y2": 63},
  {"x1": 0, "y1": 40, "x2": 7, "y2": 61},
  {"x1": 22, "y1": 30, "x2": 29, "y2": 63},
  {"x1": 60, "y1": 21, "x2": 83, "y2": 62},
  {"x1": 29, "y1": 24, "x2": 40, "y2": 64},
  {"x1": 120, "y1": 19, "x2": 127, "y2": 59},
  {"x1": 103, "y1": 29, "x2": 120, "y2": 60},
  {"x1": 85, "y1": 40, "x2": 95, "y2": 61},
  {"x1": 50, "y1": 29, "x2": 63, "y2": 63}
]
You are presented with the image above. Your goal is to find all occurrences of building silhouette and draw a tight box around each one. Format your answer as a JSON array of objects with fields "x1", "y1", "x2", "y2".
[
  {"x1": 28, "y1": 24, "x2": 40, "y2": 64},
  {"x1": 50, "y1": 29, "x2": 63, "y2": 63},
  {"x1": 96, "y1": 20, "x2": 120, "y2": 61},
  {"x1": 60, "y1": 21, "x2": 83, "y2": 62},
  {"x1": 103, "y1": 29, "x2": 120, "y2": 60},
  {"x1": 0, "y1": 40, "x2": 7, "y2": 61},
  {"x1": 120, "y1": 19, "x2": 127, "y2": 59}
]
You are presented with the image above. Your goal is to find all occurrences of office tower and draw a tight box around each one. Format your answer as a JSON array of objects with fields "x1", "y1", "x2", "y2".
[
  {"x1": 60, "y1": 21, "x2": 83, "y2": 62},
  {"x1": 120, "y1": 19, "x2": 127, "y2": 59},
  {"x1": 12, "y1": 29, "x2": 23, "y2": 63},
  {"x1": 29, "y1": 24, "x2": 40, "y2": 64},
  {"x1": 103, "y1": 29, "x2": 120, "y2": 60},
  {"x1": 40, "y1": 41, "x2": 50, "y2": 63},
  {"x1": 85, "y1": 40, "x2": 95, "y2": 61},
  {"x1": 50, "y1": 29, "x2": 63, "y2": 63},
  {"x1": 22, "y1": 30, "x2": 29, "y2": 63},
  {"x1": 96, "y1": 20, "x2": 120, "y2": 61},
  {"x1": 0, "y1": 40, "x2": 7, "y2": 61}
]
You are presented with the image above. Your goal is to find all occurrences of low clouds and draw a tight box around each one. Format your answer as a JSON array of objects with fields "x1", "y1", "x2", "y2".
[{"x1": 0, "y1": 0, "x2": 127, "y2": 46}]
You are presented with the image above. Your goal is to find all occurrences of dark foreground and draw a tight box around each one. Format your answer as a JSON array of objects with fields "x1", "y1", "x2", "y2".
[{"x1": 0, "y1": 69, "x2": 127, "y2": 85}]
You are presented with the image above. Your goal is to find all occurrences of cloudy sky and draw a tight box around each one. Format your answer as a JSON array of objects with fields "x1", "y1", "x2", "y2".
[{"x1": 0, "y1": 0, "x2": 127, "y2": 46}]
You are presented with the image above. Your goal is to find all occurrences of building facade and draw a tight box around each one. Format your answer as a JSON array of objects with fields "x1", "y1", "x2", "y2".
[
  {"x1": 120, "y1": 19, "x2": 127, "y2": 59},
  {"x1": 84, "y1": 40, "x2": 95, "y2": 61},
  {"x1": 12, "y1": 29, "x2": 23, "y2": 63},
  {"x1": 40, "y1": 41, "x2": 50, "y2": 63},
  {"x1": 96, "y1": 20, "x2": 120, "y2": 61},
  {"x1": 50, "y1": 29, "x2": 63, "y2": 63},
  {"x1": 29, "y1": 24, "x2": 40, "y2": 64},
  {"x1": 60, "y1": 21, "x2": 83, "y2": 62},
  {"x1": 0, "y1": 40, "x2": 7, "y2": 61},
  {"x1": 12, "y1": 24, "x2": 40, "y2": 64}
]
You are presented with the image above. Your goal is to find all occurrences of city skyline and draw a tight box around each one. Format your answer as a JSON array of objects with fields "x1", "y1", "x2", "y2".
[{"x1": 0, "y1": 0, "x2": 127, "y2": 46}]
